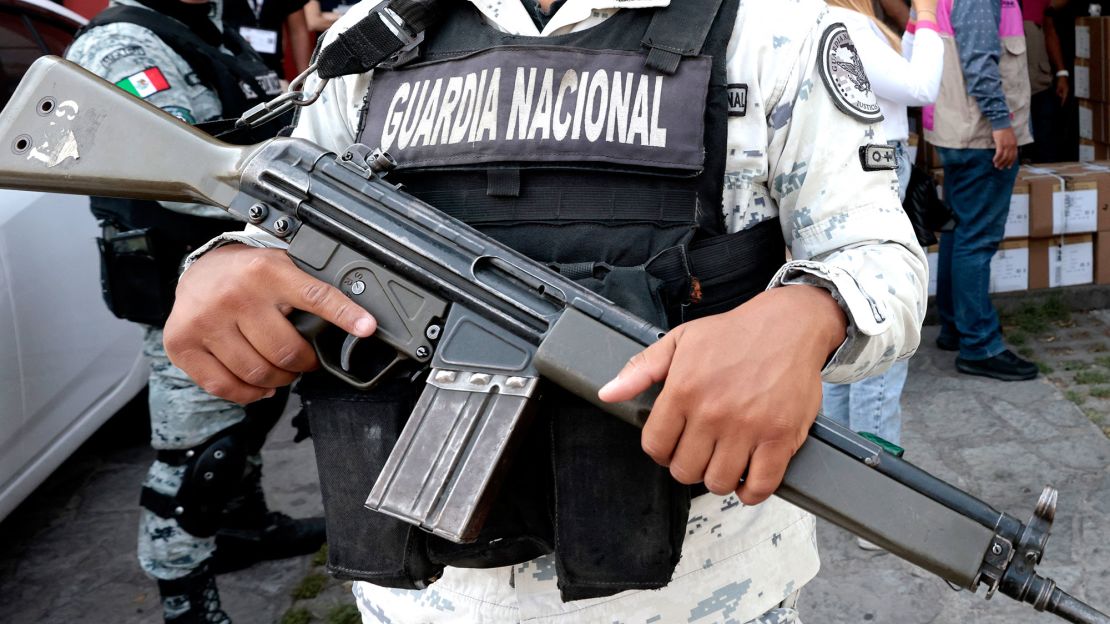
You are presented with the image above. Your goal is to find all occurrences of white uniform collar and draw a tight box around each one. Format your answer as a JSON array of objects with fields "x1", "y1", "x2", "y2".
[{"x1": 469, "y1": 0, "x2": 670, "y2": 36}]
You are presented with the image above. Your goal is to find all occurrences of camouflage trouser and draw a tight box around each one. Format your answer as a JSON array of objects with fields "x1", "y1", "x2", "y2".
[
  {"x1": 136, "y1": 326, "x2": 248, "y2": 581},
  {"x1": 352, "y1": 494, "x2": 818, "y2": 624}
]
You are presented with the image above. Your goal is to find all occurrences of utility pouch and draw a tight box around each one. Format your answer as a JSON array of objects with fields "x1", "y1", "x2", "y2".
[{"x1": 97, "y1": 226, "x2": 177, "y2": 327}]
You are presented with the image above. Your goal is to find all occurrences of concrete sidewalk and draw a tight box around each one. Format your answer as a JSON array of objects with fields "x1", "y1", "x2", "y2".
[{"x1": 1, "y1": 322, "x2": 1108, "y2": 624}]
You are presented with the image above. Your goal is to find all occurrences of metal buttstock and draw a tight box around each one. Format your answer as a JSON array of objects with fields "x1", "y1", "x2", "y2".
[{"x1": 0, "y1": 56, "x2": 255, "y2": 207}]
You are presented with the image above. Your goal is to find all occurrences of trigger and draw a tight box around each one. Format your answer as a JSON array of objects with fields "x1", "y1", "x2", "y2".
[{"x1": 340, "y1": 333, "x2": 361, "y2": 372}]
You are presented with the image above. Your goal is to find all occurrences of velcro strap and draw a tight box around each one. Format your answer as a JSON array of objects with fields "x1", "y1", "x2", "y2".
[
  {"x1": 487, "y1": 168, "x2": 521, "y2": 197},
  {"x1": 140, "y1": 486, "x2": 180, "y2": 520},
  {"x1": 641, "y1": 0, "x2": 725, "y2": 74},
  {"x1": 646, "y1": 217, "x2": 784, "y2": 295}
]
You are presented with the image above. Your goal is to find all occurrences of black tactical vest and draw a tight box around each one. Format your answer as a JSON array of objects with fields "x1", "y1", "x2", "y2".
[
  {"x1": 75, "y1": 5, "x2": 286, "y2": 326},
  {"x1": 303, "y1": 0, "x2": 787, "y2": 602}
]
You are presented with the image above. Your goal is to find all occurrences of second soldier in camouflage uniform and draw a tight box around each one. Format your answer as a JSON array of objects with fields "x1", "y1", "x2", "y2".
[{"x1": 66, "y1": 1, "x2": 324, "y2": 622}]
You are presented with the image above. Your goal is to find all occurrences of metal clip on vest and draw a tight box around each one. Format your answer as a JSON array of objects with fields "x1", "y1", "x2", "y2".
[{"x1": 235, "y1": 0, "x2": 453, "y2": 130}]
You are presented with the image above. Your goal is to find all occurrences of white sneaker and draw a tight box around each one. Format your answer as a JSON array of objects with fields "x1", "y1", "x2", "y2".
[{"x1": 857, "y1": 537, "x2": 887, "y2": 552}]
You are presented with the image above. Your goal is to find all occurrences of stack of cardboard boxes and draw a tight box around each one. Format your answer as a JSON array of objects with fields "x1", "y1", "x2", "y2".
[
  {"x1": 1077, "y1": 16, "x2": 1110, "y2": 160},
  {"x1": 928, "y1": 162, "x2": 1110, "y2": 296}
]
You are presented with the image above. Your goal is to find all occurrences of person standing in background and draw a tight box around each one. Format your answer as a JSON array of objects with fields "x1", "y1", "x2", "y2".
[
  {"x1": 1023, "y1": 0, "x2": 1071, "y2": 163},
  {"x1": 821, "y1": 0, "x2": 943, "y2": 550},
  {"x1": 303, "y1": 0, "x2": 355, "y2": 33},
  {"x1": 224, "y1": 0, "x2": 312, "y2": 77},
  {"x1": 928, "y1": 0, "x2": 1038, "y2": 381}
]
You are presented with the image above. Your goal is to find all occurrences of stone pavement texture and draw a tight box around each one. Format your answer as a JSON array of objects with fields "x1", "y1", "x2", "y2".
[{"x1": 1, "y1": 321, "x2": 1109, "y2": 624}]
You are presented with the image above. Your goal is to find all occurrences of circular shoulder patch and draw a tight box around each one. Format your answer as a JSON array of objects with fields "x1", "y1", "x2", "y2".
[{"x1": 818, "y1": 23, "x2": 884, "y2": 124}]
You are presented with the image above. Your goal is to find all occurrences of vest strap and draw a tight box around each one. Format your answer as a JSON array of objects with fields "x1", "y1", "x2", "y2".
[
  {"x1": 641, "y1": 0, "x2": 726, "y2": 74},
  {"x1": 317, "y1": 0, "x2": 453, "y2": 79}
]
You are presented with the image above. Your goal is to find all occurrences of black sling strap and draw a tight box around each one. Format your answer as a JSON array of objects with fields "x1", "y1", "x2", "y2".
[
  {"x1": 316, "y1": 0, "x2": 456, "y2": 79},
  {"x1": 641, "y1": 0, "x2": 727, "y2": 74}
]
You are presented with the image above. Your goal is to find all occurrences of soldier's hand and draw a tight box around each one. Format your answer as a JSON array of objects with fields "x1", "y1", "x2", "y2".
[
  {"x1": 164, "y1": 244, "x2": 376, "y2": 404},
  {"x1": 598, "y1": 285, "x2": 847, "y2": 505}
]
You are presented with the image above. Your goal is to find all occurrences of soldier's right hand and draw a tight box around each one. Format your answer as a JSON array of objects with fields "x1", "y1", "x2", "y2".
[{"x1": 164, "y1": 244, "x2": 377, "y2": 404}]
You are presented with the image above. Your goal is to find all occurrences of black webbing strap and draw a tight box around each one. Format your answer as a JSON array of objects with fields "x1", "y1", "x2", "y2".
[
  {"x1": 641, "y1": 0, "x2": 726, "y2": 74},
  {"x1": 645, "y1": 217, "x2": 784, "y2": 296},
  {"x1": 316, "y1": 0, "x2": 455, "y2": 79}
]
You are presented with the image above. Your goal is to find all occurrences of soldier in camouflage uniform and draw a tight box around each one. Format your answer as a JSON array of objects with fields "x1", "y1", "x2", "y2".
[
  {"x1": 165, "y1": 0, "x2": 929, "y2": 622},
  {"x1": 66, "y1": 2, "x2": 323, "y2": 623}
]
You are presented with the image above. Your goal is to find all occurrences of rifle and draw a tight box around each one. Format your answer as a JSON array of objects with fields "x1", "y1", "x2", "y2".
[{"x1": 2, "y1": 57, "x2": 1106, "y2": 623}]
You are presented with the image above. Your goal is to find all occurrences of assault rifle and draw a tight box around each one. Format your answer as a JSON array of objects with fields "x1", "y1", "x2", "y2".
[{"x1": 2, "y1": 58, "x2": 1107, "y2": 623}]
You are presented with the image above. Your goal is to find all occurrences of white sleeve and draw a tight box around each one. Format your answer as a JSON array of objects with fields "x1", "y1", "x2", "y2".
[
  {"x1": 850, "y1": 22, "x2": 944, "y2": 107},
  {"x1": 757, "y1": 11, "x2": 929, "y2": 383}
]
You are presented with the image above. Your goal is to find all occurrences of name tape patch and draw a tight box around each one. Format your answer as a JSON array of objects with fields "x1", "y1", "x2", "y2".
[
  {"x1": 860, "y1": 144, "x2": 897, "y2": 171},
  {"x1": 360, "y1": 47, "x2": 713, "y2": 171},
  {"x1": 727, "y1": 84, "x2": 748, "y2": 117}
]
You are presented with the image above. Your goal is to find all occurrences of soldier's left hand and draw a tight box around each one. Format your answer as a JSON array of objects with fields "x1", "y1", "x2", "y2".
[{"x1": 599, "y1": 285, "x2": 847, "y2": 505}]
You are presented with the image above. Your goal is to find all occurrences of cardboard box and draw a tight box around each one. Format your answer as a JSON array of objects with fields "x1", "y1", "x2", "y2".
[
  {"x1": 1076, "y1": 58, "x2": 1110, "y2": 103},
  {"x1": 1029, "y1": 235, "x2": 1095, "y2": 289},
  {"x1": 1022, "y1": 164, "x2": 1110, "y2": 236},
  {"x1": 927, "y1": 244, "x2": 938, "y2": 297},
  {"x1": 1097, "y1": 231, "x2": 1110, "y2": 285},
  {"x1": 1076, "y1": 17, "x2": 1109, "y2": 62},
  {"x1": 1079, "y1": 140, "x2": 1110, "y2": 162},
  {"x1": 1079, "y1": 100, "x2": 1110, "y2": 143},
  {"x1": 1006, "y1": 182, "x2": 1030, "y2": 239},
  {"x1": 991, "y1": 239, "x2": 1031, "y2": 293},
  {"x1": 927, "y1": 239, "x2": 1030, "y2": 295}
]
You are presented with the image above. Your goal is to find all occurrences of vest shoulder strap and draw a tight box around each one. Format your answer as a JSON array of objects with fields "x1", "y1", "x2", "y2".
[{"x1": 641, "y1": 0, "x2": 726, "y2": 74}]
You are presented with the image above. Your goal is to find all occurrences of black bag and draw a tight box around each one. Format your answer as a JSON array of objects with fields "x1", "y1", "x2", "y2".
[{"x1": 902, "y1": 165, "x2": 956, "y2": 247}]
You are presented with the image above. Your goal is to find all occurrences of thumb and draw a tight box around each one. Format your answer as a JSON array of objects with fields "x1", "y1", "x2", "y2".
[{"x1": 598, "y1": 329, "x2": 680, "y2": 403}]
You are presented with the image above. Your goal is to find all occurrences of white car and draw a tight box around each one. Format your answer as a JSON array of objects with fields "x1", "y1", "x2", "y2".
[{"x1": 0, "y1": 0, "x2": 147, "y2": 521}]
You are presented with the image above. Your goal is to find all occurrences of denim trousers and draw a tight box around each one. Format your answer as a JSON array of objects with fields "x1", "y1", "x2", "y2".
[
  {"x1": 821, "y1": 141, "x2": 910, "y2": 444},
  {"x1": 935, "y1": 147, "x2": 1019, "y2": 360}
]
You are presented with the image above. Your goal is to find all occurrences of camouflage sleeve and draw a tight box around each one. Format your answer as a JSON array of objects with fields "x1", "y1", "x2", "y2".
[
  {"x1": 65, "y1": 22, "x2": 201, "y2": 124},
  {"x1": 746, "y1": 4, "x2": 929, "y2": 383},
  {"x1": 66, "y1": 23, "x2": 230, "y2": 219}
]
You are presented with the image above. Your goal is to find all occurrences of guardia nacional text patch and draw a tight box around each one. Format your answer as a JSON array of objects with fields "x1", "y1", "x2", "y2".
[
  {"x1": 727, "y1": 84, "x2": 748, "y2": 117},
  {"x1": 818, "y1": 23, "x2": 883, "y2": 124}
]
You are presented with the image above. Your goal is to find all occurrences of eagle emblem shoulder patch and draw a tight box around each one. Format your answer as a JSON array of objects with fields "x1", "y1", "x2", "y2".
[{"x1": 818, "y1": 23, "x2": 884, "y2": 124}]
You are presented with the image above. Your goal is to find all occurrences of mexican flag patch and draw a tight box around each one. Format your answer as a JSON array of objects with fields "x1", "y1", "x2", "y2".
[{"x1": 116, "y1": 67, "x2": 170, "y2": 99}]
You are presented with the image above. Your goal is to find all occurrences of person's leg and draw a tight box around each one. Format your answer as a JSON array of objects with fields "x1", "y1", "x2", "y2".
[
  {"x1": 934, "y1": 148, "x2": 961, "y2": 348},
  {"x1": 847, "y1": 359, "x2": 908, "y2": 446},
  {"x1": 820, "y1": 382, "x2": 851, "y2": 429},
  {"x1": 937, "y1": 149, "x2": 1016, "y2": 360},
  {"x1": 139, "y1": 327, "x2": 245, "y2": 623}
]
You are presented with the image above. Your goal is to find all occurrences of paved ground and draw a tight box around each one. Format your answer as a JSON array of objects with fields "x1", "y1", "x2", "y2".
[{"x1": 2, "y1": 315, "x2": 1109, "y2": 624}]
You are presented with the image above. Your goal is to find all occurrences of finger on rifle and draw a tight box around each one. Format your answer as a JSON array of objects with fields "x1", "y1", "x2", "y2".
[
  {"x1": 667, "y1": 427, "x2": 716, "y2": 485},
  {"x1": 639, "y1": 387, "x2": 686, "y2": 466},
  {"x1": 277, "y1": 261, "x2": 377, "y2": 338},
  {"x1": 703, "y1": 438, "x2": 752, "y2": 495},
  {"x1": 172, "y1": 348, "x2": 276, "y2": 405},
  {"x1": 238, "y1": 308, "x2": 321, "y2": 374},
  {"x1": 735, "y1": 442, "x2": 793, "y2": 505},
  {"x1": 598, "y1": 328, "x2": 681, "y2": 403},
  {"x1": 205, "y1": 327, "x2": 300, "y2": 390}
]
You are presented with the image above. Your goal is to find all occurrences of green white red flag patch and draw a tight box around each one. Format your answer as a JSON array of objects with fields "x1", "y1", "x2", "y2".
[{"x1": 116, "y1": 67, "x2": 170, "y2": 99}]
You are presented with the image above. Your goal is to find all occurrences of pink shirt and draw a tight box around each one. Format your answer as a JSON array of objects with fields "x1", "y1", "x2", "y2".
[{"x1": 1023, "y1": 0, "x2": 1051, "y2": 26}]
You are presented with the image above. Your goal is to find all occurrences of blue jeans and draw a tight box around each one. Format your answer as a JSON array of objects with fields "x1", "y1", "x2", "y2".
[
  {"x1": 935, "y1": 148, "x2": 1019, "y2": 360},
  {"x1": 821, "y1": 141, "x2": 911, "y2": 445},
  {"x1": 821, "y1": 359, "x2": 908, "y2": 445}
]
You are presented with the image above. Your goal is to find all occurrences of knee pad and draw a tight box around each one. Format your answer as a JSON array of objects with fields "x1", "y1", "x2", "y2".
[{"x1": 141, "y1": 428, "x2": 248, "y2": 537}]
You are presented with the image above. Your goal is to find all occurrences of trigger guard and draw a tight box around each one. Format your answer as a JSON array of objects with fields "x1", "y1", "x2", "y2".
[{"x1": 313, "y1": 332, "x2": 411, "y2": 390}]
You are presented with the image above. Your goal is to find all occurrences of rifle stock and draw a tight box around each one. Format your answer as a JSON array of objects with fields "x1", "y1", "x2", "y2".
[
  {"x1": 0, "y1": 56, "x2": 253, "y2": 207},
  {"x1": 1, "y1": 57, "x2": 1106, "y2": 624}
]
